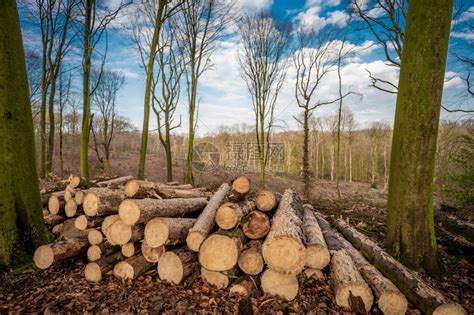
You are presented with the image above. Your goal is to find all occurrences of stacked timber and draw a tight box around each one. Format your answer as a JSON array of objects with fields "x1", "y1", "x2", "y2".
[{"x1": 35, "y1": 174, "x2": 466, "y2": 315}]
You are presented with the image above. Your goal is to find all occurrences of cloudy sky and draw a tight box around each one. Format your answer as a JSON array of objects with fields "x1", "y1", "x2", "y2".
[{"x1": 20, "y1": 0, "x2": 474, "y2": 135}]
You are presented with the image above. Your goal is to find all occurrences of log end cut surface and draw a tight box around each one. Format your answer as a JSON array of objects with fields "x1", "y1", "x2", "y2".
[
  {"x1": 199, "y1": 234, "x2": 239, "y2": 271},
  {"x1": 379, "y1": 291, "x2": 409, "y2": 315},
  {"x1": 33, "y1": 245, "x2": 54, "y2": 269},
  {"x1": 144, "y1": 218, "x2": 168, "y2": 248},
  {"x1": 158, "y1": 252, "x2": 183, "y2": 285},
  {"x1": 433, "y1": 303, "x2": 467, "y2": 315},
  {"x1": 118, "y1": 199, "x2": 140, "y2": 226},
  {"x1": 186, "y1": 232, "x2": 206, "y2": 252},
  {"x1": 261, "y1": 269, "x2": 298, "y2": 301},
  {"x1": 83, "y1": 192, "x2": 100, "y2": 216},
  {"x1": 232, "y1": 176, "x2": 250, "y2": 195},
  {"x1": 84, "y1": 262, "x2": 102, "y2": 282},
  {"x1": 256, "y1": 190, "x2": 277, "y2": 211},
  {"x1": 262, "y1": 236, "x2": 306, "y2": 275},
  {"x1": 113, "y1": 261, "x2": 134, "y2": 279},
  {"x1": 215, "y1": 204, "x2": 239, "y2": 230},
  {"x1": 306, "y1": 244, "x2": 330, "y2": 270},
  {"x1": 238, "y1": 248, "x2": 264, "y2": 275},
  {"x1": 201, "y1": 267, "x2": 229, "y2": 289}
]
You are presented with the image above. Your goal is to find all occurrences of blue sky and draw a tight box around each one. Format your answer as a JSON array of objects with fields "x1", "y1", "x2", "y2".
[{"x1": 20, "y1": 0, "x2": 474, "y2": 135}]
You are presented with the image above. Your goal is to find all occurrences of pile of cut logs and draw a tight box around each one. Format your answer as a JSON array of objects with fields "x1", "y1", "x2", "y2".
[{"x1": 36, "y1": 175, "x2": 466, "y2": 315}]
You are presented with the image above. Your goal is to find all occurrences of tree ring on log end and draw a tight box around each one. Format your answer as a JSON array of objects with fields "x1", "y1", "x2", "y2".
[
  {"x1": 262, "y1": 236, "x2": 306, "y2": 275},
  {"x1": 33, "y1": 245, "x2": 54, "y2": 269},
  {"x1": 118, "y1": 199, "x2": 140, "y2": 225},
  {"x1": 83, "y1": 192, "x2": 100, "y2": 216},
  {"x1": 144, "y1": 218, "x2": 168, "y2": 248},
  {"x1": 158, "y1": 252, "x2": 183, "y2": 285},
  {"x1": 336, "y1": 283, "x2": 373, "y2": 313},
  {"x1": 199, "y1": 234, "x2": 239, "y2": 271},
  {"x1": 113, "y1": 261, "x2": 134, "y2": 279},
  {"x1": 84, "y1": 262, "x2": 102, "y2": 282}
]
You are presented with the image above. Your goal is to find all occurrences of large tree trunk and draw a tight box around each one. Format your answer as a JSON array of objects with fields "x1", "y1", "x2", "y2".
[
  {"x1": 138, "y1": 1, "x2": 166, "y2": 180},
  {"x1": 334, "y1": 218, "x2": 466, "y2": 314},
  {"x1": 262, "y1": 189, "x2": 306, "y2": 275},
  {"x1": 386, "y1": 0, "x2": 453, "y2": 277},
  {"x1": 186, "y1": 183, "x2": 230, "y2": 251},
  {"x1": 0, "y1": 0, "x2": 51, "y2": 265}
]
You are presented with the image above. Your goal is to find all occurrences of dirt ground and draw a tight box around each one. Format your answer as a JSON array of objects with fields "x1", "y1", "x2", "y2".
[{"x1": 1, "y1": 151, "x2": 472, "y2": 313}]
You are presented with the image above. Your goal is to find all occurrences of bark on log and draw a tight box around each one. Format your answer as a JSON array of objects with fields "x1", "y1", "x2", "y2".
[
  {"x1": 158, "y1": 248, "x2": 198, "y2": 284},
  {"x1": 83, "y1": 188, "x2": 128, "y2": 216},
  {"x1": 144, "y1": 217, "x2": 196, "y2": 248},
  {"x1": 238, "y1": 240, "x2": 264, "y2": 276},
  {"x1": 216, "y1": 200, "x2": 255, "y2": 230},
  {"x1": 118, "y1": 198, "x2": 207, "y2": 226},
  {"x1": 261, "y1": 269, "x2": 298, "y2": 301},
  {"x1": 230, "y1": 278, "x2": 255, "y2": 297},
  {"x1": 199, "y1": 229, "x2": 244, "y2": 271},
  {"x1": 262, "y1": 189, "x2": 306, "y2": 275},
  {"x1": 158, "y1": 188, "x2": 211, "y2": 199},
  {"x1": 113, "y1": 255, "x2": 153, "y2": 280},
  {"x1": 330, "y1": 249, "x2": 374, "y2": 313},
  {"x1": 34, "y1": 239, "x2": 89, "y2": 269},
  {"x1": 186, "y1": 183, "x2": 231, "y2": 252},
  {"x1": 242, "y1": 210, "x2": 271, "y2": 239},
  {"x1": 201, "y1": 267, "x2": 233, "y2": 289},
  {"x1": 84, "y1": 251, "x2": 123, "y2": 282},
  {"x1": 95, "y1": 175, "x2": 134, "y2": 188},
  {"x1": 43, "y1": 213, "x2": 67, "y2": 226},
  {"x1": 256, "y1": 190, "x2": 278, "y2": 212},
  {"x1": 302, "y1": 204, "x2": 330, "y2": 269},
  {"x1": 435, "y1": 209, "x2": 474, "y2": 243},
  {"x1": 317, "y1": 215, "x2": 407, "y2": 315},
  {"x1": 141, "y1": 241, "x2": 165, "y2": 263},
  {"x1": 334, "y1": 218, "x2": 466, "y2": 315}
]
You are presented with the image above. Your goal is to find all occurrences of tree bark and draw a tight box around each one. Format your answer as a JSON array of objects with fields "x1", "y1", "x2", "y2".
[
  {"x1": 0, "y1": 0, "x2": 52, "y2": 266},
  {"x1": 386, "y1": 0, "x2": 453, "y2": 277},
  {"x1": 186, "y1": 183, "x2": 231, "y2": 251},
  {"x1": 334, "y1": 218, "x2": 466, "y2": 314},
  {"x1": 302, "y1": 204, "x2": 330, "y2": 270},
  {"x1": 262, "y1": 189, "x2": 306, "y2": 275}
]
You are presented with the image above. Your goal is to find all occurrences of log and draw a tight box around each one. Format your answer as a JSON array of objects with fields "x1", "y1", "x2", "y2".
[
  {"x1": 231, "y1": 175, "x2": 251, "y2": 197},
  {"x1": 43, "y1": 213, "x2": 67, "y2": 226},
  {"x1": 229, "y1": 278, "x2": 255, "y2": 297},
  {"x1": 186, "y1": 183, "x2": 231, "y2": 252},
  {"x1": 64, "y1": 186, "x2": 75, "y2": 202},
  {"x1": 238, "y1": 240, "x2": 264, "y2": 276},
  {"x1": 141, "y1": 241, "x2": 165, "y2": 263},
  {"x1": 87, "y1": 245, "x2": 103, "y2": 261},
  {"x1": 95, "y1": 175, "x2": 134, "y2": 188},
  {"x1": 113, "y1": 255, "x2": 153, "y2": 280},
  {"x1": 125, "y1": 180, "x2": 195, "y2": 198},
  {"x1": 317, "y1": 215, "x2": 407, "y2": 315},
  {"x1": 33, "y1": 239, "x2": 89, "y2": 269},
  {"x1": 302, "y1": 204, "x2": 330, "y2": 269},
  {"x1": 304, "y1": 268, "x2": 326, "y2": 281},
  {"x1": 256, "y1": 190, "x2": 277, "y2": 212},
  {"x1": 75, "y1": 190, "x2": 85, "y2": 205},
  {"x1": 69, "y1": 175, "x2": 88, "y2": 189},
  {"x1": 262, "y1": 189, "x2": 306, "y2": 275},
  {"x1": 74, "y1": 214, "x2": 92, "y2": 231},
  {"x1": 48, "y1": 193, "x2": 65, "y2": 215},
  {"x1": 158, "y1": 248, "x2": 198, "y2": 284},
  {"x1": 83, "y1": 188, "x2": 128, "y2": 216},
  {"x1": 329, "y1": 249, "x2": 374, "y2": 313},
  {"x1": 88, "y1": 229, "x2": 104, "y2": 245},
  {"x1": 333, "y1": 218, "x2": 466, "y2": 315},
  {"x1": 84, "y1": 251, "x2": 123, "y2": 282},
  {"x1": 121, "y1": 242, "x2": 135, "y2": 258},
  {"x1": 435, "y1": 209, "x2": 474, "y2": 243},
  {"x1": 144, "y1": 217, "x2": 196, "y2": 248},
  {"x1": 54, "y1": 218, "x2": 91, "y2": 239},
  {"x1": 261, "y1": 269, "x2": 298, "y2": 301},
  {"x1": 108, "y1": 220, "x2": 143, "y2": 245},
  {"x1": 64, "y1": 199, "x2": 78, "y2": 217},
  {"x1": 199, "y1": 229, "x2": 244, "y2": 272},
  {"x1": 216, "y1": 200, "x2": 255, "y2": 230},
  {"x1": 201, "y1": 267, "x2": 232, "y2": 289},
  {"x1": 118, "y1": 198, "x2": 207, "y2": 226},
  {"x1": 242, "y1": 210, "x2": 271, "y2": 239},
  {"x1": 158, "y1": 188, "x2": 211, "y2": 199},
  {"x1": 102, "y1": 215, "x2": 120, "y2": 245}
]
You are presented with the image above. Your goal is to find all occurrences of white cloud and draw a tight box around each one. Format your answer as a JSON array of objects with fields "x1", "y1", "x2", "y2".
[
  {"x1": 295, "y1": 4, "x2": 349, "y2": 31},
  {"x1": 305, "y1": 0, "x2": 341, "y2": 8},
  {"x1": 451, "y1": 31, "x2": 474, "y2": 41}
]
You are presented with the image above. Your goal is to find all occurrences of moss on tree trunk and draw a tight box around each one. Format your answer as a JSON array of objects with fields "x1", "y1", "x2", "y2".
[
  {"x1": 0, "y1": 0, "x2": 52, "y2": 266},
  {"x1": 386, "y1": 0, "x2": 453, "y2": 278}
]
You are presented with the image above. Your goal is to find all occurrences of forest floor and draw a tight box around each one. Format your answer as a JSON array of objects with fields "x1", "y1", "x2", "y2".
[{"x1": 1, "y1": 151, "x2": 472, "y2": 313}]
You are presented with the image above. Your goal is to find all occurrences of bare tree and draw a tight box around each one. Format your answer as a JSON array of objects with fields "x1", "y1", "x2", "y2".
[
  {"x1": 239, "y1": 13, "x2": 290, "y2": 187},
  {"x1": 173, "y1": 0, "x2": 233, "y2": 184},
  {"x1": 77, "y1": 0, "x2": 130, "y2": 179},
  {"x1": 152, "y1": 24, "x2": 183, "y2": 182},
  {"x1": 58, "y1": 68, "x2": 73, "y2": 174},
  {"x1": 293, "y1": 25, "x2": 341, "y2": 197},
  {"x1": 134, "y1": 0, "x2": 184, "y2": 180},
  {"x1": 90, "y1": 69, "x2": 125, "y2": 175}
]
